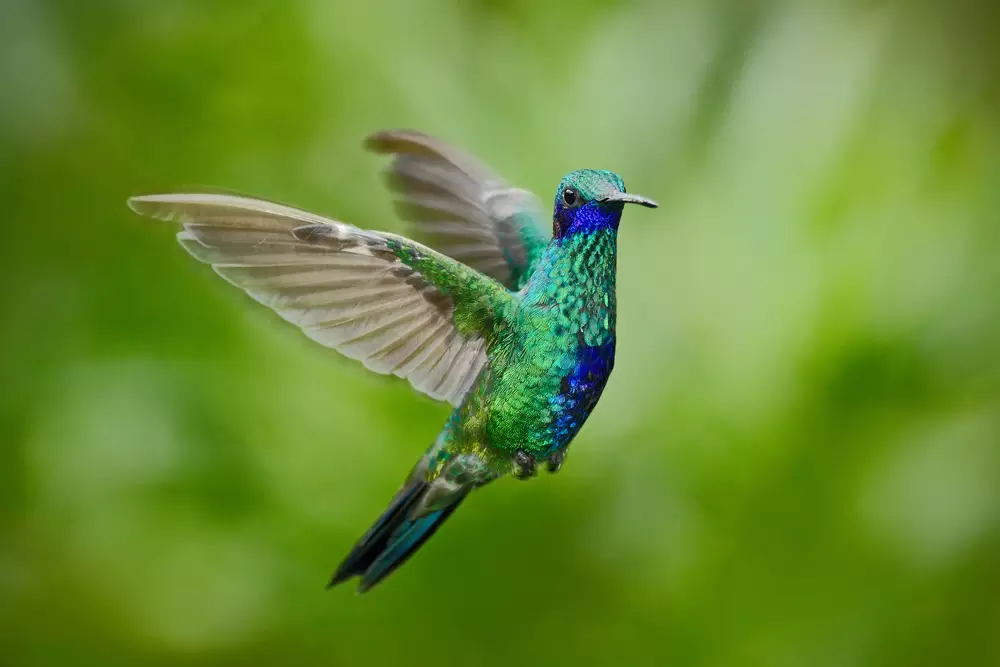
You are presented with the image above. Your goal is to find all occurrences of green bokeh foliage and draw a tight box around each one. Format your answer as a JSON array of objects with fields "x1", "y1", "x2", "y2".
[{"x1": 2, "y1": 0, "x2": 998, "y2": 665}]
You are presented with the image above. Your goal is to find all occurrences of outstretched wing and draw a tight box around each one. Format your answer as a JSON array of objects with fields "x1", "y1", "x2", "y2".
[
  {"x1": 129, "y1": 193, "x2": 514, "y2": 406},
  {"x1": 366, "y1": 130, "x2": 551, "y2": 291}
]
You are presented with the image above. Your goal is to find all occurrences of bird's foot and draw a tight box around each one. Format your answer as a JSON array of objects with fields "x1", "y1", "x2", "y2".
[
  {"x1": 546, "y1": 450, "x2": 566, "y2": 474},
  {"x1": 512, "y1": 450, "x2": 537, "y2": 480}
]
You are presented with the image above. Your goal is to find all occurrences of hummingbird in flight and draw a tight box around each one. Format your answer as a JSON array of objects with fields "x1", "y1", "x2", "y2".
[{"x1": 129, "y1": 130, "x2": 657, "y2": 592}]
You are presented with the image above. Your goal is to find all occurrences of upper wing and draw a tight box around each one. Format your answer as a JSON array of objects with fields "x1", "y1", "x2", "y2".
[
  {"x1": 366, "y1": 130, "x2": 551, "y2": 291},
  {"x1": 129, "y1": 193, "x2": 515, "y2": 406}
]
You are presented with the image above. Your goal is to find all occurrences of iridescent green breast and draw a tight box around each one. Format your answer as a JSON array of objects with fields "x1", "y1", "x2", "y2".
[{"x1": 449, "y1": 227, "x2": 618, "y2": 466}]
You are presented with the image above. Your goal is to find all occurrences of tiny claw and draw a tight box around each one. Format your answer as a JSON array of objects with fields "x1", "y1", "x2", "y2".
[
  {"x1": 513, "y1": 449, "x2": 537, "y2": 480},
  {"x1": 546, "y1": 450, "x2": 565, "y2": 474}
]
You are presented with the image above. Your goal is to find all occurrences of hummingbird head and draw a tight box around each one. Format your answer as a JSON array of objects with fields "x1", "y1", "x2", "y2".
[{"x1": 552, "y1": 169, "x2": 657, "y2": 239}]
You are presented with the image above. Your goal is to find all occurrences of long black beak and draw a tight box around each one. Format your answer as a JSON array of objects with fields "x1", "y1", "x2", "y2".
[{"x1": 600, "y1": 192, "x2": 658, "y2": 208}]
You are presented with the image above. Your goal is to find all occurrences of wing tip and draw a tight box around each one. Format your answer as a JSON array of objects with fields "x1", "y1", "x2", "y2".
[
  {"x1": 127, "y1": 193, "x2": 200, "y2": 221},
  {"x1": 176, "y1": 230, "x2": 217, "y2": 264},
  {"x1": 126, "y1": 194, "x2": 161, "y2": 217},
  {"x1": 364, "y1": 129, "x2": 436, "y2": 156}
]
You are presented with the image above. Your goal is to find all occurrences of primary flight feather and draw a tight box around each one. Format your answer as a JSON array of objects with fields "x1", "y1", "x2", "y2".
[{"x1": 129, "y1": 130, "x2": 657, "y2": 592}]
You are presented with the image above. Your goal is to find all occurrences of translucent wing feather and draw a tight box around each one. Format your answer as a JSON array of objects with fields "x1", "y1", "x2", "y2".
[
  {"x1": 366, "y1": 130, "x2": 551, "y2": 290},
  {"x1": 129, "y1": 193, "x2": 512, "y2": 405}
]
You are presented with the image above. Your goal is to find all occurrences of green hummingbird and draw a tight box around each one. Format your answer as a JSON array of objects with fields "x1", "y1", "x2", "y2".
[{"x1": 129, "y1": 130, "x2": 657, "y2": 592}]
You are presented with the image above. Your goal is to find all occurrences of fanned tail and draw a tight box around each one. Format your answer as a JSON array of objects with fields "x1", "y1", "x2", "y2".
[{"x1": 329, "y1": 478, "x2": 468, "y2": 593}]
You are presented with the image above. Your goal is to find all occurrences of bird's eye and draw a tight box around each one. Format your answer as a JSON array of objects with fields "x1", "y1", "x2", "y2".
[{"x1": 562, "y1": 188, "x2": 579, "y2": 207}]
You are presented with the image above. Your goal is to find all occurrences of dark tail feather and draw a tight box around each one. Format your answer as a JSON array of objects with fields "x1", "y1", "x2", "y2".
[
  {"x1": 329, "y1": 479, "x2": 467, "y2": 593},
  {"x1": 328, "y1": 480, "x2": 424, "y2": 588}
]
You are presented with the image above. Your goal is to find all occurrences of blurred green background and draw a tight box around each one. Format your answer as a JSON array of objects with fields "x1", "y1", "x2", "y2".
[{"x1": 2, "y1": 0, "x2": 999, "y2": 665}]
